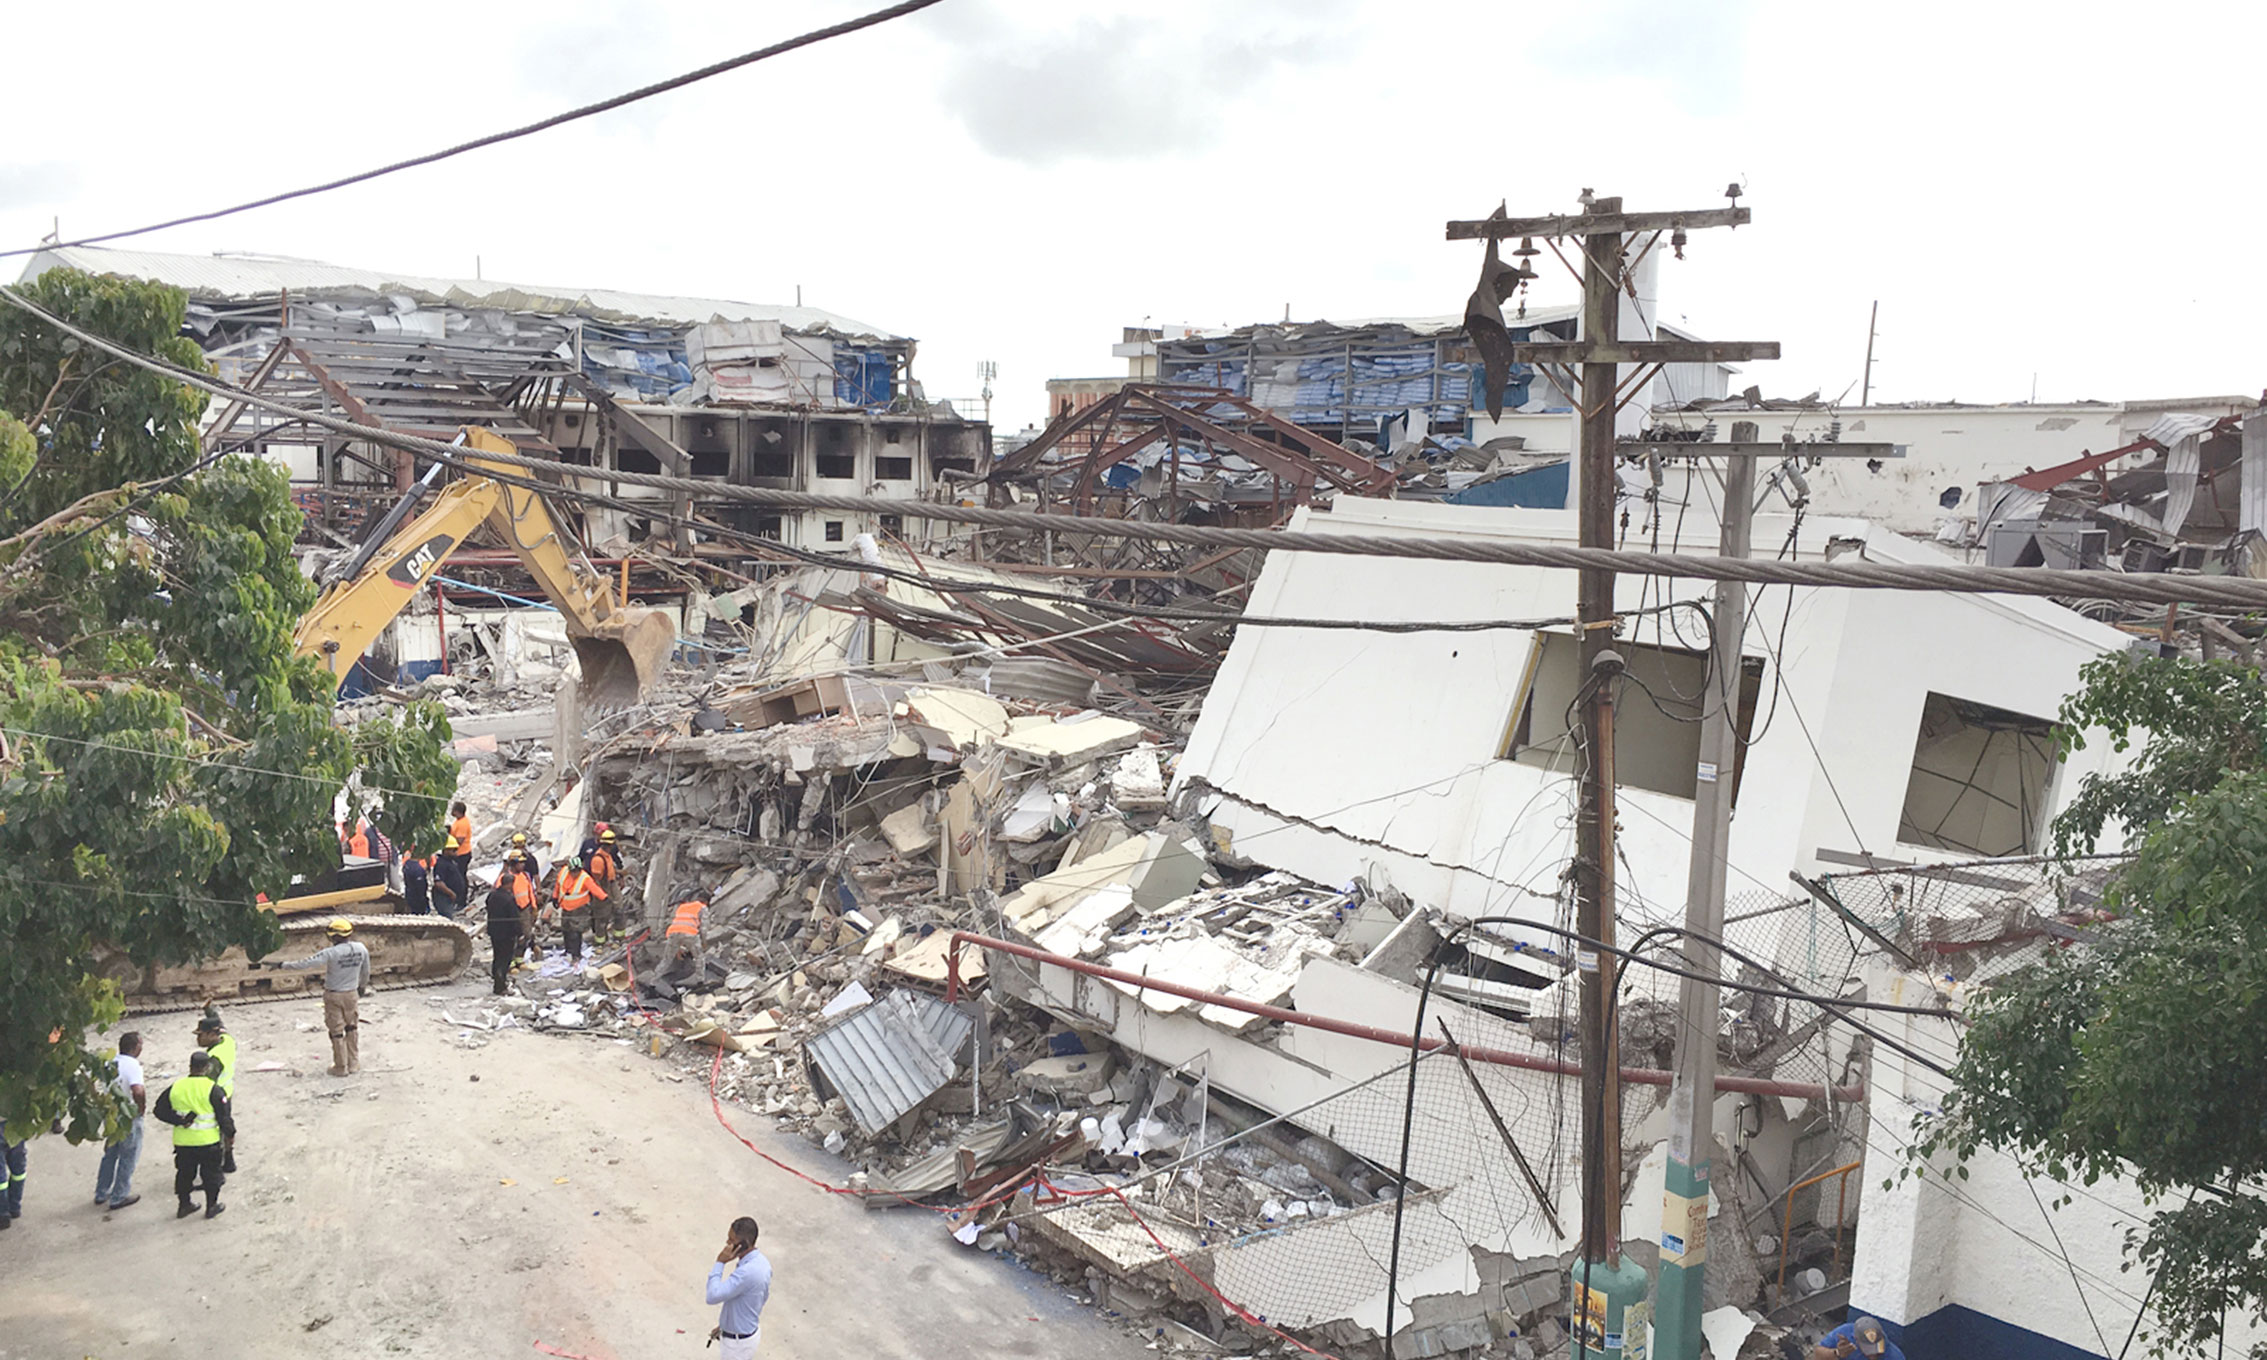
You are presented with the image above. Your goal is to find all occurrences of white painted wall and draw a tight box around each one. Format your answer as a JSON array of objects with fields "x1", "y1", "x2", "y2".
[
  {"x1": 1175, "y1": 500, "x2": 2133, "y2": 956},
  {"x1": 1851, "y1": 967, "x2": 2267, "y2": 1358},
  {"x1": 1648, "y1": 399, "x2": 2258, "y2": 536}
]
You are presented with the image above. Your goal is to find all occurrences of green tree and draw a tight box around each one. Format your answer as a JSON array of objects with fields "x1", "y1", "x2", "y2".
[
  {"x1": 1914, "y1": 653, "x2": 2267, "y2": 1355},
  {"x1": 0, "y1": 269, "x2": 453, "y2": 1139}
]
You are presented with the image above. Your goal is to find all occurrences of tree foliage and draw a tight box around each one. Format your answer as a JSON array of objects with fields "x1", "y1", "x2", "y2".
[
  {"x1": 2050, "y1": 651, "x2": 2267, "y2": 858},
  {"x1": 1917, "y1": 653, "x2": 2267, "y2": 1355},
  {"x1": 0, "y1": 269, "x2": 454, "y2": 1138}
]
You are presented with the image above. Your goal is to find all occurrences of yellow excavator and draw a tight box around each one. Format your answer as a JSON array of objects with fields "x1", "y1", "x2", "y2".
[
  {"x1": 106, "y1": 427, "x2": 677, "y2": 1011},
  {"x1": 296, "y1": 425, "x2": 676, "y2": 706}
]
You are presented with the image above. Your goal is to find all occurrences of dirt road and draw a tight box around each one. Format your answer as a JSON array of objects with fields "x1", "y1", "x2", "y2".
[{"x1": 0, "y1": 972, "x2": 1156, "y2": 1360}]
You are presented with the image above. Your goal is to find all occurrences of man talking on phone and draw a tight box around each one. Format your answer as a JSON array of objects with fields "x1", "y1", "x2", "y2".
[{"x1": 705, "y1": 1215, "x2": 772, "y2": 1358}]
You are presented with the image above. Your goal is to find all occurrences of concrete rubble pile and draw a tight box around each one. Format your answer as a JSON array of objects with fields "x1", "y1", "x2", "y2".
[{"x1": 392, "y1": 602, "x2": 1815, "y2": 1360}]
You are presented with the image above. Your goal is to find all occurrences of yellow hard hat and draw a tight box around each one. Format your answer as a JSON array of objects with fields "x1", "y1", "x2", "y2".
[
  {"x1": 444, "y1": 835, "x2": 461, "y2": 851},
  {"x1": 327, "y1": 918, "x2": 355, "y2": 936},
  {"x1": 511, "y1": 832, "x2": 528, "y2": 846}
]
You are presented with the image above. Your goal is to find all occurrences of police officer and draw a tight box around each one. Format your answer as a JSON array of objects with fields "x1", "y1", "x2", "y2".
[
  {"x1": 156, "y1": 1051, "x2": 234, "y2": 1220},
  {"x1": 194, "y1": 1011, "x2": 240, "y2": 1173}
]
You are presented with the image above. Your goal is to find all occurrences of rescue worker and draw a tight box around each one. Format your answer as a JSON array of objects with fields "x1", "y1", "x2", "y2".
[
  {"x1": 502, "y1": 833, "x2": 545, "y2": 958},
  {"x1": 266, "y1": 919, "x2": 372, "y2": 1076},
  {"x1": 660, "y1": 896, "x2": 710, "y2": 983},
  {"x1": 446, "y1": 797, "x2": 478, "y2": 893},
  {"x1": 502, "y1": 856, "x2": 540, "y2": 965},
  {"x1": 576, "y1": 821, "x2": 611, "y2": 865},
  {"x1": 435, "y1": 835, "x2": 469, "y2": 913},
  {"x1": 406, "y1": 845, "x2": 456, "y2": 917},
  {"x1": 448, "y1": 801, "x2": 474, "y2": 878},
  {"x1": 586, "y1": 828, "x2": 624, "y2": 944},
  {"x1": 484, "y1": 879, "x2": 523, "y2": 995},
  {"x1": 551, "y1": 856, "x2": 608, "y2": 966},
  {"x1": 342, "y1": 813, "x2": 371, "y2": 859},
  {"x1": 194, "y1": 1011, "x2": 240, "y2": 1173},
  {"x1": 154, "y1": 1050, "x2": 233, "y2": 1220},
  {"x1": 503, "y1": 831, "x2": 542, "y2": 880}
]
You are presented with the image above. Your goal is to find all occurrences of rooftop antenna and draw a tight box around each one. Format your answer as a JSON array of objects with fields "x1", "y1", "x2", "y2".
[
  {"x1": 796, "y1": 284, "x2": 802, "y2": 307},
  {"x1": 978, "y1": 360, "x2": 997, "y2": 426},
  {"x1": 475, "y1": 255, "x2": 482, "y2": 281},
  {"x1": 41, "y1": 217, "x2": 59, "y2": 246}
]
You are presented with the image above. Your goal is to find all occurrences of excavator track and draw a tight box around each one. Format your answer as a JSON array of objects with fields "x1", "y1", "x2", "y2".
[{"x1": 103, "y1": 914, "x2": 475, "y2": 1015}]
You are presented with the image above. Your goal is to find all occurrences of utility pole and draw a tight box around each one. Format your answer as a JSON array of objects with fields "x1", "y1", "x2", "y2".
[
  {"x1": 1861, "y1": 300, "x2": 1879, "y2": 406},
  {"x1": 1654, "y1": 426, "x2": 1894, "y2": 1360},
  {"x1": 1449, "y1": 193, "x2": 1775, "y2": 1360},
  {"x1": 1658, "y1": 420, "x2": 1751, "y2": 1359}
]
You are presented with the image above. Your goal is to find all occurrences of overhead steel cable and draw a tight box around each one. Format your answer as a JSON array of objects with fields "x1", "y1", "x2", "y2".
[
  {"x1": 7, "y1": 281, "x2": 2267, "y2": 612},
  {"x1": 0, "y1": 0, "x2": 949, "y2": 259}
]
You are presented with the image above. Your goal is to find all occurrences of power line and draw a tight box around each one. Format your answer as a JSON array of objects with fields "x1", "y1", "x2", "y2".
[
  {"x1": 7, "y1": 281, "x2": 2267, "y2": 613},
  {"x1": 1, "y1": 1, "x2": 948, "y2": 259}
]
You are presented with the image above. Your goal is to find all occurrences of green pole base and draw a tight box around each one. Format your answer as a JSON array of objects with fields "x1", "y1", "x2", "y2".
[
  {"x1": 1653, "y1": 1154, "x2": 1713, "y2": 1360},
  {"x1": 1572, "y1": 1253, "x2": 1652, "y2": 1358}
]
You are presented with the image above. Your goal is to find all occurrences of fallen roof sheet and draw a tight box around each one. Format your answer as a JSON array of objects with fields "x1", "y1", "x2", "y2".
[{"x1": 804, "y1": 989, "x2": 973, "y2": 1136}]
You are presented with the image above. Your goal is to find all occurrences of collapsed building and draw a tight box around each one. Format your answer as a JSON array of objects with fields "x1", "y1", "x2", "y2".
[
  {"x1": 392, "y1": 472, "x2": 2203, "y2": 1360},
  {"x1": 1649, "y1": 396, "x2": 2267, "y2": 658},
  {"x1": 19, "y1": 246, "x2": 991, "y2": 559},
  {"x1": 54, "y1": 242, "x2": 2261, "y2": 1357}
]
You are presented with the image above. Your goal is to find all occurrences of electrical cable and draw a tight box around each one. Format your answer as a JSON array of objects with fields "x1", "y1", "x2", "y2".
[
  {"x1": 1, "y1": 0, "x2": 949, "y2": 259},
  {"x1": 2027, "y1": 1175, "x2": 2116, "y2": 1357},
  {"x1": 8, "y1": 281, "x2": 2267, "y2": 611}
]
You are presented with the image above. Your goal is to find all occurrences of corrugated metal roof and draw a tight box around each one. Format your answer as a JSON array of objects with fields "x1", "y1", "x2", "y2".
[
  {"x1": 20, "y1": 246, "x2": 902, "y2": 341},
  {"x1": 804, "y1": 989, "x2": 972, "y2": 1135}
]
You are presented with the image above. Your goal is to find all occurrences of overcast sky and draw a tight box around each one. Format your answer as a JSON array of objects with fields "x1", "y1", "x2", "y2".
[{"x1": 2, "y1": 0, "x2": 2257, "y2": 434}]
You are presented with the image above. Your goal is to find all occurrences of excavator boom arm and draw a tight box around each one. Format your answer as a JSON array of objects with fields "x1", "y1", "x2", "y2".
[
  {"x1": 293, "y1": 428, "x2": 674, "y2": 702},
  {"x1": 294, "y1": 477, "x2": 505, "y2": 685}
]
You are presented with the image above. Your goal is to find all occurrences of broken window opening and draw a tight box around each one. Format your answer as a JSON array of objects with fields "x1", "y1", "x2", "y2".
[
  {"x1": 690, "y1": 450, "x2": 730, "y2": 479},
  {"x1": 878, "y1": 514, "x2": 903, "y2": 536},
  {"x1": 755, "y1": 515, "x2": 783, "y2": 541},
  {"x1": 1896, "y1": 692, "x2": 2058, "y2": 857},
  {"x1": 875, "y1": 455, "x2": 914, "y2": 481},
  {"x1": 815, "y1": 453, "x2": 857, "y2": 480},
  {"x1": 824, "y1": 520, "x2": 845, "y2": 542},
  {"x1": 1498, "y1": 633, "x2": 1765, "y2": 801},
  {"x1": 616, "y1": 445, "x2": 661, "y2": 476}
]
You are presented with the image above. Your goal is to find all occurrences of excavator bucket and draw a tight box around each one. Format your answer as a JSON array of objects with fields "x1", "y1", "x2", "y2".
[{"x1": 573, "y1": 605, "x2": 677, "y2": 708}]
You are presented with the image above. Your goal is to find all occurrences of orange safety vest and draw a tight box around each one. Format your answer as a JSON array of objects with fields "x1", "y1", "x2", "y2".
[
  {"x1": 554, "y1": 868, "x2": 605, "y2": 913},
  {"x1": 450, "y1": 817, "x2": 472, "y2": 853},
  {"x1": 509, "y1": 871, "x2": 535, "y2": 911},
  {"x1": 665, "y1": 901, "x2": 707, "y2": 937},
  {"x1": 346, "y1": 827, "x2": 370, "y2": 857}
]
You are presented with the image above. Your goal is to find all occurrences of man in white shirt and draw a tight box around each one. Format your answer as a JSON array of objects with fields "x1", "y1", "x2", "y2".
[
  {"x1": 94, "y1": 1031, "x2": 146, "y2": 1211},
  {"x1": 705, "y1": 1216, "x2": 773, "y2": 1359}
]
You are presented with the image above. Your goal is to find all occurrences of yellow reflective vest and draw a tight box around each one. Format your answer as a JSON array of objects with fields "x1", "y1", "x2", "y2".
[
  {"x1": 207, "y1": 1035, "x2": 239, "y2": 1096},
  {"x1": 170, "y1": 1076, "x2": 222, "y2": 1148}
]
